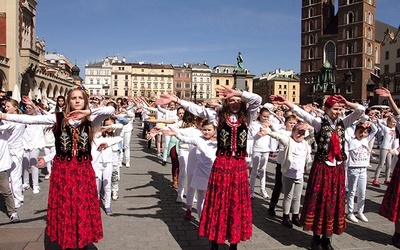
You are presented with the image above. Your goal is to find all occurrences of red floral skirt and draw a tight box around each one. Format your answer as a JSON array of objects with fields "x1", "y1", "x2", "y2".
[
  {"x1": 300, "y1": 160, "x2": 346, "y2": 235},
  {"x1": 198, "y1": 157, "x2": 252, "y2": 244},
  {"x1": 380, "y1": 158, "x2": 400, "y2": 221},
  {"x1": 46, "y1": 157, "x2": 103, "y2": 249}
]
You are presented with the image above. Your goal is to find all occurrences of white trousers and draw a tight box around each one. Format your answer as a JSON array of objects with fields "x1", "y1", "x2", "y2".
[
  {"x1": 95, "y1": 162, "x2": 113, "y2": 208},
  {"x1": 122, "y1": 131, "x2": 132, "y2": 164},
  {"x1": 23, "y1": 149, "x2": 40, "y2": 187},
  {"x1": 347, "y1": 167, "x2": 367, "y2": 214},
  {"x1": 250, "y1": 151, "x2": 269, "y2": 195},
  {"x1": 177, "y1": 151, "x2": 189, "y2": 200},
  {"x1": 44, "y1": 146, "x2": 55, "y2": 175},
  {"x1": 8, "y1": 148, "x2": 24, "y2": 204}
]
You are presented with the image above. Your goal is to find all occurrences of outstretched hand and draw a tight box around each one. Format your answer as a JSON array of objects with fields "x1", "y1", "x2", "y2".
[
  {"x1": 269, "y1": 95, "x2": 287, "y2": 105},
  {"x1": 66, "y1": 110, "x2": 90, "y2": 120},
  {"x1": 155, "y1": 94, "x2": 175, "y2": 106},
  {"x1": 216, "y1": 86, "x2": 238, "y2": 99},
  {"x1": 375, "y1": 87, "x2": 391, "y2": 98}
]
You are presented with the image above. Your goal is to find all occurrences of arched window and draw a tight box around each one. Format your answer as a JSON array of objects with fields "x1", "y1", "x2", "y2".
[
  {"x1": 309, "y1": 48, "x2": 314, "y2": 59},
  {"x1": 347, "y1": 43, "x2": 354, "y2": 54},
  {"x1": 309, "y1": 34, "x2": 315, "y2": 45},
  {"x1": 309, "y1": 8, "x2": 314, "y2": 18},
  {"x1": 309, "y1": 20, "x2": 314, "y2": 31},
  {"x1": 367, "y1": 27, "x2": 372, "y2": 39},
  {"x1": 346, "y1": 12, "x2": 354, "y2": 24},
  {"x1": 367, "y1": 43, "x2": 372, "y2": 55},
  {"x1": 324, "y1": 41, "x2": 336, "y2": 66},
  {"x1": 366, "y1": 12, "x2": 372, "y2": 24},
  {"x1": 347, "y1": 27, "x2": 353, "y2": 38}
]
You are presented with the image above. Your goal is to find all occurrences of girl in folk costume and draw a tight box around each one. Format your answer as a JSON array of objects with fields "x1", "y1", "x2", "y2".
[
  {"x1": 157, "y1": 87, "x2": 261, "y2": 250},
  {"x1": 92, "y1": 117, "x2": 123, "y2": 216},
  {"x1": 375, "y1": 87, "x2": 400, "y2": 248},
  {"x1": 0, "y1": 87, "x2": 115, "y2": 249},
  {"x1": 270, "y1": 94, "x2": 365, "y2": 250}
]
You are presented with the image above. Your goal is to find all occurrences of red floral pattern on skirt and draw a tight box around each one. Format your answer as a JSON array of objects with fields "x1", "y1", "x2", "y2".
[
  {"x1": 198, "y1": 157, "x2": 252, "y2": 244},
  {"x1": 380, "y1": 158, "x2": 400, "y2": 222},
  {"x1": 300, "y1": 160, "x2": 346, "y2": 235},
  {"x1": 46, "y1": 157, "x2": 103, "y2": 249}
]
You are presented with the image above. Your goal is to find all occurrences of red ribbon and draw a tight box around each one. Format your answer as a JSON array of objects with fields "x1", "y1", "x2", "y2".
[{"x1": 327, "y1": 132, "x2": 342, "y2": 162}]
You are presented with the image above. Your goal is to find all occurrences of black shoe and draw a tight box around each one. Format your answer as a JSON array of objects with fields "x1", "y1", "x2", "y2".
[
  {"x1": 392, "y1": 233, "x2": 400, "y2": 248},
  {"x1": 268, "y1": 207, "x2": 276, "y2": 217},
  {"x1": 321, "y1": 237, "x2": 334, "y2": 250},
  {"x1": 162, "y1": 161, "x2": 167, "y2": 166},
  {"x1": 311, "y1": 236, "x2": 323, "y2": 250},
  {"x1": 229, "y1": 243, "x2": 237, "y2": 250},
  {"x1": 210, "y1": 241, "x2": 218, "y2": 250},
  {"x1": 282, "y1": 214, "x2": 293, "y2": 228},
  {"x1": 292, "y1": 214, "x2": 303, "y2": 227}
]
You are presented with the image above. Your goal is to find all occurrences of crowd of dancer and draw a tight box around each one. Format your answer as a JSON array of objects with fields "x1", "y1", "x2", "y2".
[{"x1": 1, "y1": 85, "x2": 400, "y2": 250}]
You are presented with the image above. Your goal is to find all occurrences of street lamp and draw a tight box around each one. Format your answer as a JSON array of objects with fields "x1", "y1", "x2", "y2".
[
  {"x1": 192, "y1": 83, "x2": 197, "y2": 103},
  {"x1": 381, "y1": 25, "x2": 400, "y2": 46}
]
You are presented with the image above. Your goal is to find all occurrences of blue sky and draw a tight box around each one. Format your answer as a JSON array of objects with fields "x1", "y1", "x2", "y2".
[{"x1": 36, "y1": 0, "x2": 399, "y2": 77}]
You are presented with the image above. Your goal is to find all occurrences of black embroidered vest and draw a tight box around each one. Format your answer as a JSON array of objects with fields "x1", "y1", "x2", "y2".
[
  {"x1": 314, "y1": 117, "x2": 347, "y2": 162},
  {"x1": 53, "y1": 112, "x2": 92, "y2": 162},
  {"x1": 216, "y1": 118, "x2": 248, "y2": 159}
]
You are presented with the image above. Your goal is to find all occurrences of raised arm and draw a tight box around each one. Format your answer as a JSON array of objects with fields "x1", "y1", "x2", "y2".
[
  {"x1": 1, "y1": 112, "x2": 56, "y2": 125},
  {"x1": 376, "y1": 87, "x2": 400, "y2": 116}
]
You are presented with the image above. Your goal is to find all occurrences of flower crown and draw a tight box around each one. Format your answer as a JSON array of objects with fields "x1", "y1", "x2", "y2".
[{"x1": 68, "y1": 84, "x2": 89, "y2": 95}]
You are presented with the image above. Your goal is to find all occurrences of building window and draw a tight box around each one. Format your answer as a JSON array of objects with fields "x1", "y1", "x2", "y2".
[
  {"x1": 346, "y1": 84, "x2": 353, "y2": 93},
  {"x1": 346, "y1": 12, "x2": 354, "y2": 24},
  {"x1": 347, "y1": 43, "x2": 354, "y2": 54},
  {"x1": 309, "y1": 20, "x2": 314, "y2": 31},
  {"x1": 366, "y1": 11, "x2": 372, "y2": 24},
  {"x1": 396, "y1": 63, "x2": 400, "y2": 73},
  {"x1": 384, "y1": 64, "x2": 389, "y2": 73},
  {"x1": 125, "y1": 90, "x2": 128, "y2": 96},
  {"x1": 216, "y1": 79, "x2": 220, "y2": 85},
  {"x1": 225, "y1": 79, "x2": 229, "y2": 85},
  {"x1": 105, "y1": 79, "x2": 109, "y2": 85},
  {"x1": 89, "y1": 79, "x2": 93, "y2": 84},
  {"x1": 125, "y1": 82, "x2": 128, "y2": 87},
  {"x1": 347, "y1": 59, "x2": 353, "y2": 68},
  {"x1": 367, "y1": 59, "x2": 372, "y2": 69},
  {"x1": 324, "y1": 41, "x2": 336, "y2": 66},
  {"x1": 114, "y1": 82, "x2": 117, "y2": 87},
  {"x1": 309, "y1": 48, "x2": 314, "y2": 59},
  {"x1": 347, "y1": 27, "x2": 353, "y2": 38},
  {"x1": 309, "y1": 8, "x2": 314, "y2": 18},
  {"x1": 185, "y1": 83, "x2": 191, "y2": 88},
  {"x1": 114, "y1": 75, "x2": 117, "y2": 80},
  {"x1": 309, "y1": 34, "x2": 315, "y2": 45},
  {"x1": 114, "y1": 90, "x2": 118, "y2": 96},
  {"x1": 125, "y1": 75, "x2": 128, "y2": 80},
  {"x1": 367, "y1": 43, "x2": 372, "y2": 55},
  {"x1": 367, "y1": 27, "x2": 372, "y2": 39},
  {"x1": 386, "y1": 51, "x2": 390, "y2": 60},
  {"x1": 176, "y1": 82, "x2": 182, "y2": 88}
]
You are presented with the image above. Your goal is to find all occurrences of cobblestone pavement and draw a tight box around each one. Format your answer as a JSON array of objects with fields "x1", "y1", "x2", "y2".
[{"x1": 0, "y1": 120, "x2": 398, "y2": 249}]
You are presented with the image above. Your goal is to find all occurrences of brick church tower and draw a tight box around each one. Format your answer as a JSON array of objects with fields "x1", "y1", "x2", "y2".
[{"x1": 300, "y1": 0, "x2": 378, "y2": 105}]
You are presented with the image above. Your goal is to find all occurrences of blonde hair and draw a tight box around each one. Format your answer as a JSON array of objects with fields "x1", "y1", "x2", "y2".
[{"x1": 5, "y1": 99, "x2": 23, "y2": 114}]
